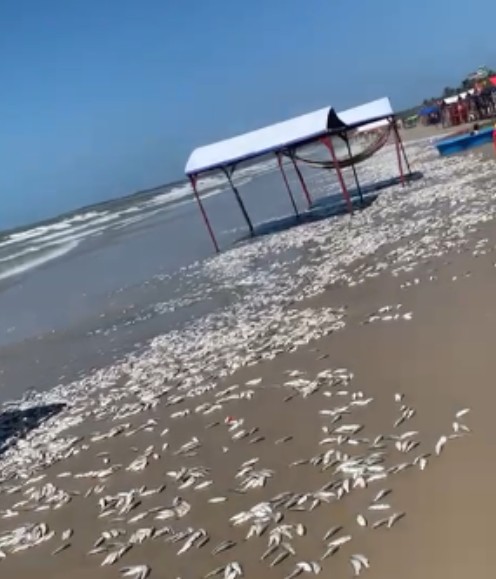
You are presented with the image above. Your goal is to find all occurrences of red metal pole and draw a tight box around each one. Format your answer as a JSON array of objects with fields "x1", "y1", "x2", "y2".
[
  {"x1": 289, "y1": 154, "x2": 312, "y2": 208},
  {"x1": 276, "y1": 153, "x2": 299, "y2": 216},
  {"x1": 189, "y1": 174, "x2": 220, "y2": 253},
  {"x1": 392, "y1": 119, "x2": 406, "y2": 187},
  {"x1": 320, "y1": 136, "x2": 353, "y2": 214}
]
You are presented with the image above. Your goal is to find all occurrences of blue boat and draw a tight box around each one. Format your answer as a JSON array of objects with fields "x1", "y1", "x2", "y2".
[{"x1": 435, "y1": 125, "x2": 494, "y2": 156}]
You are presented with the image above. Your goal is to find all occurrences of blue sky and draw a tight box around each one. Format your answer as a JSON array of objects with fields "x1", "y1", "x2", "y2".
[{"x1": 1, "y1": 0, "x2": 495, "y2": 229}]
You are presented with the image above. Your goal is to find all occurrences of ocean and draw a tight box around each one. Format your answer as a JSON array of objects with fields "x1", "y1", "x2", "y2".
[{"x1": 0, "y1": 133, "x2": 419, "y2": 403}]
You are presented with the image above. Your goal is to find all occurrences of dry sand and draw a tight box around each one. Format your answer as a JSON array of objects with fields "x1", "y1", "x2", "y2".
[{"x1": 1, "y1": 137, "x2": 496, "y2": 579}]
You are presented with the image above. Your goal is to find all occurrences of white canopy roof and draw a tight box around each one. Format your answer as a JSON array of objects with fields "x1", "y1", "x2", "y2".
[
  {"x1": 443, "y1": 89, "x2": 475, "y2": 105},
  {"x1": 185, "y1": 97, "x2": 393, "y2": 175},
  {"x1": 338, "y1": 97, "x2": 393, "y2": 126}
]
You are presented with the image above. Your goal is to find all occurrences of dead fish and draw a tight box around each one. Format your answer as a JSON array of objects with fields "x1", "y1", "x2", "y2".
[
  {"x1": 155, "y1": 508, "x2": 176, "y2": 520},
  {"x1": 282, "y1": 541, "x2": 296, "y2": 556},
  {"x1": 328, "y1": 535, "x2": 352, "y2": 548},
  {"x1": 205, "y1": 566, "x2": 225, "y2": 578},
  {"x1": 334, "y1": 424, "x2": 363, "y2": 435},
  {"x1": 212, "y1": 540, "x2": 236, "y2": 555},
  {"x1": 261, "y1": 543, "x2": 279, "y2": 561},
  {"x1": 387, "y1": 512, "x2": 405, "y2": 529},
  {"x1": 195, "y1": 480, "x2": 213, "y2": 490},
  {"x1": 51, "y1": 543, "x2": 71, "y2": 555},
  {"x1": 295, "y1": 523, "x2": 306, "y2": 536},
  {"x1": 101, "y1": 545, "x2": 131, "y2": 566},
  {"x1": 129, "y1": 528, "x2": 154, "y2": 545},
  {"x1": 356, "y1": 514, "x2": 367, "y2": 527},
  {"x1": 398, "y1": 430, "x2": 419, "y2": 440},
  {"x1": 388, "y1": 462, "x2": 411, "y2": 474},
  {"x1": 246, "y1": 378, "x2": 262, "y2": 386},
  {"x1": 128, "y1": 511, "x2": 149, "y2": 524},
  {"x1": 120, "y1": 565, "x2": 150, "y2": 579},
  {"x1": 372, "y1": 517, "x2": 389, "y2": 529},
  {"x1": 177, "y1": 530, "x2": 207, "y2": 555},
  {"x1": 350, "y1": 554, "x2": 370, "y2": 576},
  {"x1": 290, "y1": 459, "x2": 309, "y2": 467},
  {"x1": 322, "y1": 534, "x2": 352, "y2": 559},
  {"x1": 197, "y1": 534, "x2": 210, "y2": 548},
  {"x1": 323, "y1": 525, "x2": 342, "y2": 541},
  {"x1": 271, "y1": 550, "x2": 290, "y2": 567},
  {"x1": 321, "y1": 545, "x2": 340, "y2": 560},
  {"x1": 452, "y1": 421, "x2": 471, "y2": 434},
  {"x1": 368, "y1": 503, "x2": 390, "y2": 511},
  {"x1": 285, "y1": 561, "x2": 321, "y2": 578},
  {"x1": 372, "y1": 489, "x2": 391, "y2": 503},
  {"x1": 224, "y1": 562, "x2": 243, "y2": 579},
  {"x1": 275, "y1": 436, "x2": 293, "y2": 444},
  {"x1": 417, "y1": 456, "x2": 428, "y2": 470},
  {"x1": 435, "y1": 435, "x2": 448, "y2": 456}
]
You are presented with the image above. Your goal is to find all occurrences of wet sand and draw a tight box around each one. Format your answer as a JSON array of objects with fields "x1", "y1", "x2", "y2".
[{"x1": 1, "y1": 224, "x2": 495, "y2": 578}]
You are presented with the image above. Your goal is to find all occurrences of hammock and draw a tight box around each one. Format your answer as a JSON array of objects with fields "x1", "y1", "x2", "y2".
[{"x1": 286, "y1": 124, "x2": 392, "y2": 169}]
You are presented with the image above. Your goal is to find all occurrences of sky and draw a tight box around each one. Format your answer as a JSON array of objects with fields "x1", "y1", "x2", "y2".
[{"x1": 1, "y1": 0, "x2": 495, "y2": 230}]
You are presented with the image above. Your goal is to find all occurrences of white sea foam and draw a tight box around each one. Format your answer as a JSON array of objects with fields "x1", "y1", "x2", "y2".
[
  {"x1": 0, "y1": 164, "x2": 269, "y2": 283},
  {"x1": 0, "y1": 240, "x2": 80, "y2": 281},
  {"x1": 0, "y1": 245, "x2": 41, "y2": 264},
  {"x1": 0, "y1": 211, "x2": 104, "y2": 249}
]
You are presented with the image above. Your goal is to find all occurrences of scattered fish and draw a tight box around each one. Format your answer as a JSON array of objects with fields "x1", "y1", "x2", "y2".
[
  {"x1": 120, "y1": 565, "x2": 151, "y2": 579},
  {"x1": 356, "y1": 514, "x2": 368, "y2": 527},
  {"x1": 350, "y1": 554, "x2": 370, "y2": 576},
  {"x1": 435, "y1": 435, "x2": 448, "y2": 456}
]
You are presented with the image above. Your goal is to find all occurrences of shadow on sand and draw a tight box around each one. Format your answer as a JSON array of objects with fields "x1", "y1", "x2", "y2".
[
  {"x1": 0, "y1": 402, "x2": 66, "y2": 459},
  {"x1": 239, "y1": 171, "x2": 424, "y2": 241}
]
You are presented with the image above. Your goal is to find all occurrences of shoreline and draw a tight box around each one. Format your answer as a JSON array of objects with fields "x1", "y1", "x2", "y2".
[
  {"x1": 0, "y1": 125, "x2": 493, "y2": 404},
  {"x1": 1, "y1": 134, "x2": 496, "y2": 577}
]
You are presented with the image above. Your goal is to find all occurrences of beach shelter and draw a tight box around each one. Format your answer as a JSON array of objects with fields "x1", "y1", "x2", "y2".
[
  {"x1": 443, "y1": 90, "x2": 475, "y2": 105},
  {"x1": 185, "y1": 97, "x2": 411, "y2": 252},
  {"x1": 418, "y1": 105, "x2": 440, "y2": 117}
]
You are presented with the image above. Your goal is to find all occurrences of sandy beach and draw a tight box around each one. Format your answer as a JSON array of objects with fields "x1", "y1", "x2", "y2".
[{"x1": 1, "y1": 133, "x2": 496, "y2": 579}]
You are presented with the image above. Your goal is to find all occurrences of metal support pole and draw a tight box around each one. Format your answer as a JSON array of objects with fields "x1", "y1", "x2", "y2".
[
  {"x1": 393, "y1": 119, "x2": 412, "y2": 176},
  {"x1": 343, "y1": 134, "x2": 363, "y2": 204},
  {"x1": 276, "y1": 152, "x2": 299, "y2": 217},
  {"x1": 320, "y1": 136, "x2": 353, "y2": 214},
  {"x1": 189, "y1": 175, "x2": 220, "y2": 253},
  {"x1": 221, "y1": 167, "x2": 254, "y2": 236},
  {"x1": 289, "y1": 153, "x2": 312, "y2": 208},
  {"x1": 391, "y1": 120, "x2": 406, "y2": 186}
]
